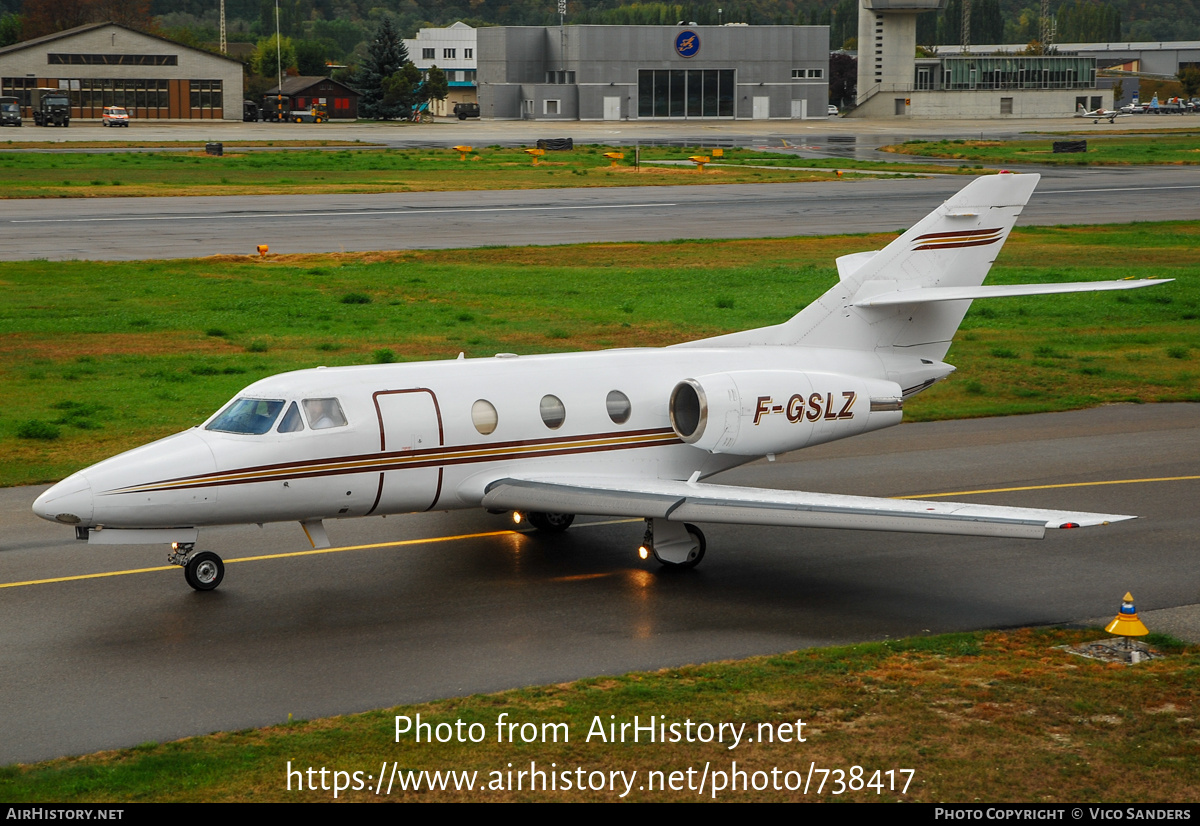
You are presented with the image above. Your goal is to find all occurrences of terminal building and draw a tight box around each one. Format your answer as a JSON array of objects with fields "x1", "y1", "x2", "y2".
[
  {"x1": 851, "y1": 0, "x2": 1110, "y2": 117},
  {"x1": 477, "y1": 25, "x2": 830, "y2": 120},
  {"x1": 0, "y1": 22, "x2": 243, "y2": 120}
]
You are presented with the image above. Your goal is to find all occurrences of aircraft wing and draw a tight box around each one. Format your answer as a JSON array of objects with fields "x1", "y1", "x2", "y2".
[{"x1": 481, "y1": 476, "x2": 1135, "y2": 540}]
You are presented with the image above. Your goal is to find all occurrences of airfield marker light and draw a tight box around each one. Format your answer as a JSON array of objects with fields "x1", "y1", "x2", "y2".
[
  {"x1": 453, "y1": 145, "x2": 473, "y2": 161},
  {"x1": 256, "y1": 244, "x2": 269, "y2": 258},
  {"x1": 603, "y1": 151, "x2": 624, "y2": 168},
  {"x1": 1105, "y1": 592, "x2": 1150, "y2": 645},
  {"x1": 524, "y1": 148, "x2": 545, "y2": 166},
  {"x1": 836, "y1": 170, "x2": 843, "y2": 177},
  {"x1": 689, "y1": 155, "x2": 710, "y2": 172}
]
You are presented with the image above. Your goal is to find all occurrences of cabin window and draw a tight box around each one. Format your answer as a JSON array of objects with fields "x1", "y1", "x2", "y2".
[
  {"x1": 539, "y1": 395, "x2": 566, "y2": 429},
  {"x1": 303, "y1": 398, "x2": 347, "y2": 429},
  {"x1": 472, "y1": 399, "x2": 498, "y2": 435},
  {"x1": 277, "y1": 401, "x2": 304, "y2": 433},
  {"x1": 606, "y1": 390, "x2": 631, "y2": 424},
  {"x1": 207, "y1": 398, "x2": 284, "y2": 435}
]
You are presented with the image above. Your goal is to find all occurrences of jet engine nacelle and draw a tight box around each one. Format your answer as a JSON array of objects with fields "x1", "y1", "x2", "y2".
[{"x1": 669, "y1": 370, "x2": 903, "y2": 456}]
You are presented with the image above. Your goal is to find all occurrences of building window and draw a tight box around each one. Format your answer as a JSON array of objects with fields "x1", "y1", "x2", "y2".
[
  {"x1": 423, "y1": 48, "x2": 434, "y2": 59},
  {"x1": 464, "y1": 48, "x2": 473, "y2": 59},
  {"x1": 48, "y1": 53, "x2": 177, "y2": 66},
  {"x1": 807, "y1": 68, "x2": 823, "y2": 78},
  {"x1": 190, "y1": 80, "x2": 223, "y2": 113},
  {"x1": 545, "y1": 71, "x2": 576, "y2": 84},
  {"x1": 1000, "y1": 97, "x2": 1013, "y2": 114},
  {"x1": 443, "y1": 48, "x2": 456, "y2": 59},
  {"x1": 638, "y1": 69, "x2": 734, "y2": 118},
  {"x1": 544, "y1": 99, "x2": 560, "y2": 115}
]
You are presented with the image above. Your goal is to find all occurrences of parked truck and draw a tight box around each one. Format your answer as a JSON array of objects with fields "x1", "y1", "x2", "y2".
[
  {"x1": 260, "y1": 94, "x2": 291, "y2": 122},
  {"x1": 0, "y1": 95, "x2": 21, "y2": 127},
  {"x1": 32, "y1": 88, "x2": 70, "y2": 127}
]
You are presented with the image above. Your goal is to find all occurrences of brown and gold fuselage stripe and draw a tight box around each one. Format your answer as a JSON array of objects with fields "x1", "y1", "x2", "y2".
[
  {"x1": 101, "y1": 428, "x2": 682, "y2": 495},
  {"x1": 911, "y1": 227, "x2": 1003, "y2": 252}
]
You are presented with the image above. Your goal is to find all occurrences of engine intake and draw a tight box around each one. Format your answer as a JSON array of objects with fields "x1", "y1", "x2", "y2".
[{"x1": 669, "y1": 370, "x2": 903, "y2": 456}]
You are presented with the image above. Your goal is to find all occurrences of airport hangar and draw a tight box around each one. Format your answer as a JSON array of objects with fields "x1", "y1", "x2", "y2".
[
  {"x1": 0, "y1": 22, "x2": 244, "y2": 121},
  {"x1": 477, "y1": 25, "x2": 831, "y2": 121}
]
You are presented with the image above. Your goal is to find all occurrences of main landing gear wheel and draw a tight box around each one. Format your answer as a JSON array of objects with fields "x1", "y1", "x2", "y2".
[
  {"x1": 184, "y1": 551, "x2": 225, "y2": 591},
  {"x1": 528, "y1": 512, "x2": 575, "y2": 532},
  {"x1": 641, "y1": 522, "x2": 705, "y2": 569}
]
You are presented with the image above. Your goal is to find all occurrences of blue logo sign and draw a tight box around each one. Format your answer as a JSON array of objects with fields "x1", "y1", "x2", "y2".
[{"x1": 675, "y1": 30, "x2": 700, "y2": 58}]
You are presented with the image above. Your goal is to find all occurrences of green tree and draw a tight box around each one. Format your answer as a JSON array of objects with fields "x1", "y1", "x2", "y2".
[
  {"x1": 423, "y1": 65, "x2": 449, "y2": 105},
  {"x1": 295, "y1": 40, "x2": 327, "y2": 76},
  {"x1": 1179, "y1": 67, "x2": 1200, "y2": 99},
  {"x1": 381, "y1": 61, "x2": 422, "y2": 118},
  {"x1": 0, "y1": 11, "x2": 21, "y2": 45},
  {"x1": 251, "y1": 34, "x2": 297, "y2": 80},
  {"x1": 359, "y1": 16, "x2": 409, "y2": 120}
]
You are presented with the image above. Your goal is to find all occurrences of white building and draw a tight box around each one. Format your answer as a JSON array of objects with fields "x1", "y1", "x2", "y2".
[{"x1": 403, "y1": 21, "x2": 477, "y2": 116}]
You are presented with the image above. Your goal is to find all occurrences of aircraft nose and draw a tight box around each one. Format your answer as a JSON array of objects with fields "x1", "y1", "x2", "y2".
[{"x1": 32, "y1": 474, "x2": 94, "y2": 526}]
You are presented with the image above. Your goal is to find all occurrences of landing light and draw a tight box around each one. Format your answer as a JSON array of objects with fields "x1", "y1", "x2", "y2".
[
  {"x1": 512, "y1": 511, "x2": 523, "y2": 525},
  {"x1": 638, "y1": 546, "x2": 649, "y2": 560}
]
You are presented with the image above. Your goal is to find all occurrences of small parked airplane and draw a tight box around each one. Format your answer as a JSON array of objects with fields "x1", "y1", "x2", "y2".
[
  {"x1": 33, "y1": 173, "x2": 1169, "y2": 591},
  {"x1": 1075, "y1": 103, "x2": 1130, "y2": 123}
]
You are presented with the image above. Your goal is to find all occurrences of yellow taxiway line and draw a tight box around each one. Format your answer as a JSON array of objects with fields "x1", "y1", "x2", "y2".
[
  {"x1": 0, "y1": 518, "x2": 643, "y2": 589},
  {"x1": 3, "y1": 477, "x2": 1195, "y2": 589}
]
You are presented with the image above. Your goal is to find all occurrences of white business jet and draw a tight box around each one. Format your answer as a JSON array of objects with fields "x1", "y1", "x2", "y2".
[{"x1": 33, "y1": 173, "x2": 1168, "y2": 591}]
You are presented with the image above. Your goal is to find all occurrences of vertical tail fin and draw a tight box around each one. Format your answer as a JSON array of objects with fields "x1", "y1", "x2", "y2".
[{"x1": 693, "y1": 173, "x2": 1040, "y2": 362}]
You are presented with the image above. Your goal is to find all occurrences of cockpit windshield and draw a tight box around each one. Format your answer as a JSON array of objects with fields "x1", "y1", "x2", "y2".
[{"x1": 206, "y1": 398, "x2": 285, "y2": 434}]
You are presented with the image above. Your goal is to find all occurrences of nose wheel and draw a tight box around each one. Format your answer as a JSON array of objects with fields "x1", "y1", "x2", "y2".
[{"x1": 168, "y1": 544, "x2": 225, "y2": 591}]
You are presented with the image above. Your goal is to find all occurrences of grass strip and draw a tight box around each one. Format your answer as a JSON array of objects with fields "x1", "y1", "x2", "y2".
[
  {"x1": 1, "y1": 627, "x2": 1195, "y2": 801},
  {"x1": 883, "y1": 134, "x2": 1200, "y2": 165},
  {"x1": 0, "y1": 146, "x2": 921, "y2": 199},
  {"x1": 1, "y1": 223, "x2": 1196, "y2": 487}
]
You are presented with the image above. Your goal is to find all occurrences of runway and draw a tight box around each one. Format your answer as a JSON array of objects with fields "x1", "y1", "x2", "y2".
[
  {"x1": 2, "y1": 165, "x2": 1199, "y2": 261},
  {"x1": 2, "y1": 403, "x2": 1197, "y2": 765}
]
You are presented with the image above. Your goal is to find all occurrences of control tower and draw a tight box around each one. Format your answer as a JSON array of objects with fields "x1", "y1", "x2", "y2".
[{"x1": 856, "y1": 0, "x2": 945, "y2": 107}]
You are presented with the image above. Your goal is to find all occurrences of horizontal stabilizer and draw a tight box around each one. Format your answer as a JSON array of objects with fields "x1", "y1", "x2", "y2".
[
  {"x1": 854, "y1": 278, "x2": 1173, "y2": 307},
  {"x1": 483, "y1": 476, "x2": 1135, "y2": 540}
]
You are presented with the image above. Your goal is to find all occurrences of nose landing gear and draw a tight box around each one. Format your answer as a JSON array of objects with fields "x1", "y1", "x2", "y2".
[{"x1": 168, "y1": 543, "x2": 226, "y2": 591}]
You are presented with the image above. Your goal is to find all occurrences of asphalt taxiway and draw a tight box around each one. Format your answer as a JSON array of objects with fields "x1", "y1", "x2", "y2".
[
  {"x1": 2, "y1": 403, "x2": 1197, "y2": 765},
  {"x1": 3, "y1": 166, "x2": 1200, "y2": 261}
]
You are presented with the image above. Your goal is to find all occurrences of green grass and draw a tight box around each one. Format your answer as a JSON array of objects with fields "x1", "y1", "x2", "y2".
[
  {"x1": 1, "y1": 222, "x2": 1196, "y2": 487},
  {"x1": 883, "y1": 134, "x2": 1200, "y2": 165},
  {"x1": 0, "y1": 146, "x2": 904, "y2": 199},
  {"x1": 2, "y1": 627, "x2": 1197, "y2": 801}
]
